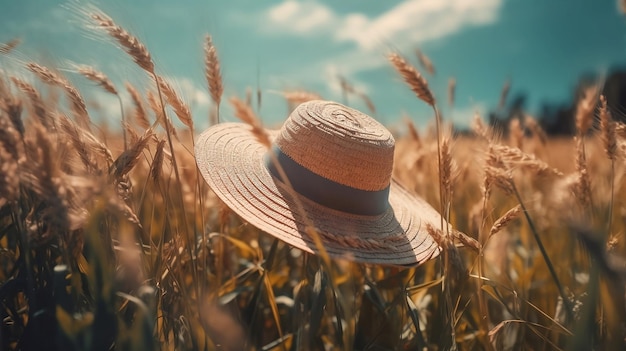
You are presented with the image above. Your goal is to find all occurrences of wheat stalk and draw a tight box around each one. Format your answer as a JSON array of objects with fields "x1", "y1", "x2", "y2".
[
  {"x1": 599, "y1": 95, "x2": 617, "y2": 160},
  {"x1": 146, "y1": 90, "x2": 178, "y2": 138},
  {"x1": 111, "y1": 128, "x2": 154, "y2": 179},
  {"x1": 76, "y1": 65, "x2": 117, "y2": 95},
  {"x1": 509, "y1": 118, "x2": 524, "y2": 150},
  {"x1": 150, "y1": 139, "x2": 166, "y2": 184},
  {"x1": 388, "y1": 52, "x2": 435, "y2": 106},
  {"x1": 489, "y1": 205, "x2": 522, "y2": 238},
  {"x1": 573, "y1": 136, "x2": 592, "y2": 209},
  {"x1": 575, "y1": 86, "x2": 598, "y2": 136},
  {"x1": 498, "y1": 79, "x2": 510, "y2": 110},
  {"x1": 156, "y1": 76, "x2": 193, "y2": 130},
  {"x1": 282, "y1": 90, "x2": 322, "y2": 106},
  {"x1": 415, "y1": 48, "x2": 435, "y2": 75},
  {"x1": 0, "y1": 38, "x2": 21, "y2": 55},
  {"x1": 26, "y1": 62, "x2": 91, "y2": 130},
  {"x1": 472, "y1": 112, "x2": 489, "y2": 140},
  {"x1": 358, "y1": 92, "x2": 376, "y2": 115},
  {"x1": 229, "y1": 96, "x2": 270, "y2": 147},
  {"x1": 599, "y1": 94, "x2": 617, "y2": 237},
  {"x1": 405, "y1": 117, "x2": 421, "y2": 145},
  {"x1": 89, "y1": 11, "x2": 154, "y2": 74},
  {"x1": 125, "y1": 82, "x2": 150, "y2": 129},
  {"x1": 491, "y1": 144, "x2": 562, "y2": 177},
  {"x1": 10, "y1": 77, "x2": 49, "y2": 128},
  {"x1": 524, "y1": 115, "x2": 547, "y2": 146},
  {"x1": 204, "y1": 35, "x2": 223, "y2": 125},
  {"x1": 447, "y1": 77, "x2": 456, "y2": 107}
]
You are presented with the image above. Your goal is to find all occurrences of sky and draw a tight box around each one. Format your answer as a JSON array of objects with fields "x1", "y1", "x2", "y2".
[{"x1": 2, "y1": 0, "x2": 626, "y2": 131}]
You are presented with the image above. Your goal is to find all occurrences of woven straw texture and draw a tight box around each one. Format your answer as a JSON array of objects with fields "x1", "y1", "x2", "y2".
[{"x1": 195, "y1": 101, "x2": 443, "y2": 265}]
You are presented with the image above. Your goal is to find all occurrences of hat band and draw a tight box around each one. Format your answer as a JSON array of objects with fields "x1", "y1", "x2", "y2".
[{"x1": 264, "y1": 146, "x2": 390, "y2": 216}]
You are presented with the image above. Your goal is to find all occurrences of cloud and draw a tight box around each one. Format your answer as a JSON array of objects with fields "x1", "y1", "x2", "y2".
[
  {"x1": 266, "y1": 0, "x2": 335, "y2": 34},
  {"x1": 336, "y1": 0, "x2": 501, "y2": 50},
  {"x1": 262, "y1": 0, "x2": 502, "y2": 49}
]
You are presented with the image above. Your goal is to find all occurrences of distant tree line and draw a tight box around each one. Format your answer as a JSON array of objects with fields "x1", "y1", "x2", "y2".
[{"x1": 486, "y1": 67, "x2": 626, "y2": 136}]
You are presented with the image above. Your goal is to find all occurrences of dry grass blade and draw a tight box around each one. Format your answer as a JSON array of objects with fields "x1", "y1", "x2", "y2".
[
  {"x1": 156, "y1": 76, "x2": 193, "y2": 130},
  {"x1": 388, "y1": 52, "x2": 435, "y2": 106},
  {"x1": 126, "y1": 82, "x2": 150, "y2": 129},
  {"x1": 489, "y1": 205, "x2": 522, "y2": 238},
  {"x1": 229, "y1": 96, "x2": 270, "y2": 147},
  {"x1": 204, "y1": 35, "x2": 223, "y2": 108},
  {"x1": 76, "y1": 65, "x2": 118, "y2": 95},
  {"x1": 88, "y1": 10, "x2": 154, "y2": 73},
  {"x1": 599, "y1": 95, "x2": 617, "y2": 160},
  {"x1": 0, "y1": 38, "x2": 21, "y2": 55}
]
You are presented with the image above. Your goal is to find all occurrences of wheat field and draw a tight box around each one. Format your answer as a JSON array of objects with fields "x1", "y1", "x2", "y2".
[{"x1": 1, "y1": 7, "x2": 625, "y2": 351}]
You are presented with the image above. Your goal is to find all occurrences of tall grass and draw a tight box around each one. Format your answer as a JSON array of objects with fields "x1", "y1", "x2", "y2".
[{"x1": 1, "y1": 7, "x2": 626, "y2": 351}]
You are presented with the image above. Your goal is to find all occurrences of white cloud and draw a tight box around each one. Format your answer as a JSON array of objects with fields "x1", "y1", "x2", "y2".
[
  {"x1": 337, "y1": 0, "x2": 501, "y2": 50},
  {"x1": 266, "y1": 0, "x2": 335, "y2": 34},
  {"x1": 262, "y1": 0, "x2": 501, "y2": 49}
]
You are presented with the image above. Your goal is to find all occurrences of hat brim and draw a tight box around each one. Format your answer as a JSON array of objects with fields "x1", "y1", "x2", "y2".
[{"x1": 195, "y1": 122, "x2": 442, "y2": 266}]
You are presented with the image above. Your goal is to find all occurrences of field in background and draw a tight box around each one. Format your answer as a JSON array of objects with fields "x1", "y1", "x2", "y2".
[{"x1": 1, "y1": 8, "x2": 626, "y2": 351}]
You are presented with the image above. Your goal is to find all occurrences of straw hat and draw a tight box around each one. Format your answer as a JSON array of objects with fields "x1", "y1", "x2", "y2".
[{"x1": 195, "y1": 100, "x2": 444, "y2": 265}]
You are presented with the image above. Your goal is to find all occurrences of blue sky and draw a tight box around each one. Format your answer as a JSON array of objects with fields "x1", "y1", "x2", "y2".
[{"x1": 2, "y1": 0, "x2": 626, "y2": 130}]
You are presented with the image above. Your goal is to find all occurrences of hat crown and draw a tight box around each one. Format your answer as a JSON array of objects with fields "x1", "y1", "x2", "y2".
[{"x1": 274, "y1": 101, "x2": 394, "y2": 191}]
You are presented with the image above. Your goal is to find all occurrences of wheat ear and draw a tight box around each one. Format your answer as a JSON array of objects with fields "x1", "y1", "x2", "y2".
[
  {"x1": 89, "y1": 11, "x2": 154, "y2": 74},
  {"x1": 599, "y1": 94, "x2": 617, "y2": 237},
  {"x1": 156, "y1": 76, "x2": 193, "y2": 130},
  {"x1": 204, "y1": 35, "x2": 223, "y2": 125},
  {"x1": 229, "y1": 96, "x2": 270, "y2": 147},
  {"x1": 415, "y1": 48, "x2": 435, "y2": 75},
  {"x1": 26, "y1": 62, "x2": 91, "y2": 130},
  {"x1": 125, "y1": 82, "x2": 150, "y2": 130},
  {"x1": 447, "y1": 77, "x2": 456, "y2": 107},
  {"x1": 0, "y1": 38, "x2": 21, "y2": 55},
  {"x1": 10, "y1": 77, "x2": 49, "y2": 128},
  {"x1": 489, "y1": 205, "x2": 522, "y2": 238},
  {"x1": 388, "y1": 53, "x2": 435, "y2": 106},
  {"x1": 575, "y1": 86, "x2": 598, "y2": 136}
]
